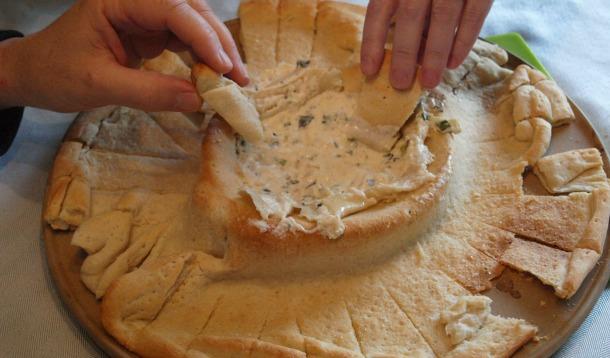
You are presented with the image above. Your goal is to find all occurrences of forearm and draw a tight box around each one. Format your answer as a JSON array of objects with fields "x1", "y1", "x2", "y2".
[{"x1": 0, "y1": 36, "x2": 27, "y2": 110}]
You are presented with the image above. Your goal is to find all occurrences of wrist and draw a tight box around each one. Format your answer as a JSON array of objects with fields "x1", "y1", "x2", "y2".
[{"x1": 0, "y1": 36, "x2": 27, "y2": 109}]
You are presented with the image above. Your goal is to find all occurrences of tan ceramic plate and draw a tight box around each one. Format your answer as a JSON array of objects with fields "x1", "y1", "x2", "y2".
[{"x1": 42, "y1": 19, "x2": 610, "y2": 358}]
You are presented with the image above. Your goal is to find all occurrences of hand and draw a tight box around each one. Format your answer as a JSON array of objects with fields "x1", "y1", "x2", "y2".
[
  {"x1": 361, "y1": 0, "x2": 493, "y2": 90},
  {"x1": 0, "y1": 0, "x2": 248, "y2": 113}
]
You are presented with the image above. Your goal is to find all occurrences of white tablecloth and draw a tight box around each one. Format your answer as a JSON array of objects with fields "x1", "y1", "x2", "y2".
[{"x1": 1, "y1": 1, "x2": 609, "y2": 356}]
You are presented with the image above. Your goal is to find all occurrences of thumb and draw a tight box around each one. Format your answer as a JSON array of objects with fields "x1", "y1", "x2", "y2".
[{"x1": 98, "y1": 65, "x2": 202, "y2": 112}]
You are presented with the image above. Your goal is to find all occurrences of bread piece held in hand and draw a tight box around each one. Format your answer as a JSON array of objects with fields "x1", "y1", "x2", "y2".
[
  {"x1": 357, "y1": 51, "x2": 422, "y2": 128},
  {"x1": 191, "y1": 64, "x2": 263, "y2": 143}
]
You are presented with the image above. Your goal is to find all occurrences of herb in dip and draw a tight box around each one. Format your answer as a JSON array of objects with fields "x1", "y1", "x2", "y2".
[
  {"x1": 437, "y1": 120, "x2": 451, "y2": 132},
  {"x1": 299, "y1": 115, "x2": 314, "y2": 128},
  {"x1": 297, "y1": 59, "x2": 310, "y2": 68}
]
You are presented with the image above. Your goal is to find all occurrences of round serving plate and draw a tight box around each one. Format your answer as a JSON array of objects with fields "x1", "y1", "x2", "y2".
[{"x1": 42, "y1": 19, "x2": 610, "y2": 358}]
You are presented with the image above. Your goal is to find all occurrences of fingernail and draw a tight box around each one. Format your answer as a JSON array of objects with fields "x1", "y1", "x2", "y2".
[{"x1": 175, "y1": 91, "x2": 201, "y2": 112}]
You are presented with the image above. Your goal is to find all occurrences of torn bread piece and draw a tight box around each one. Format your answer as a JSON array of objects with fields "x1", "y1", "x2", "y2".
[
  {"x1": 141, "y1": 50, "x2": 190, "y2": 80},
  {"x1": 472, "y1": 189, "x2": 610, "y2": 253},
  {"x1": 276, "y1": 0, "x2": 317, "y2": 67},
  {"x1": 192, "y1": 64, "x2": 263, "y2": 143},
  {"x1": 500, "y1": 237, "x2": 600, "y2": 299},
  {"x1": 534, "y1": 148, "x2": 609, "y2": 193},
  {"x1": 357, "y1": 51, "x2": 423, "y2": 128},
  {"x1": 239, "y1": 0, "x2": 279, "y2": 77}
]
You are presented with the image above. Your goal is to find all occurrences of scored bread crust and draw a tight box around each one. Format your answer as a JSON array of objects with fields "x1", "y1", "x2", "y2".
[{"x1": 190, "y1": 118, "x2": 453, "y2": 275}]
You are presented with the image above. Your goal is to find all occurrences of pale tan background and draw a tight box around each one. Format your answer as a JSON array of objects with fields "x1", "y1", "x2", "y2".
[{"x1": 1, "y1": 0, "x2": 609, "y2": 356}]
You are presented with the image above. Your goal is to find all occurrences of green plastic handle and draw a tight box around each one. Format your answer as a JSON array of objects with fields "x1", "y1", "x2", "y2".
[{"x1": 485, "y1": 32, "x2": 553, "y2": 80}]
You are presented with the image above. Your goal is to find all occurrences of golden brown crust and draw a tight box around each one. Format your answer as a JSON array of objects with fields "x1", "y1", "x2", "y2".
[{"x1": 471, "y1": 193, "x2": 592, "y2": 251}]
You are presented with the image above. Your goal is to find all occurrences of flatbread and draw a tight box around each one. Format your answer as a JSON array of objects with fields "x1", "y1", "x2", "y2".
[
  {"x1": 419, "y1": 233, "x2": 505, "y2": 293},
  {"x1": 473, "y1": 188, "x2": 610, "y2": 261},
  {"x1": 534, "y1": 148, "x2": 609, "y2": 193},
  {"x1": 500, "y1": 237, "x2": 600, "y2": 299}
]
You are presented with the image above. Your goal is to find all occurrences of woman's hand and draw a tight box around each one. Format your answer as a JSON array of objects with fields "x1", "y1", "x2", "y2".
[
  {"x1": 0, "y1": 0, "x2": 248, "y2": 112},
  {"x1": 361, "y1": 0, "x2": 493, "y2": 90}
]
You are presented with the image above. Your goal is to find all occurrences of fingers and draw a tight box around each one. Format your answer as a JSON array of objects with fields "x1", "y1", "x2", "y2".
[
  {"x1": 390, "y1": 0, "x2": 430, "y2": 90},
  {"x1": 448, "y1": 0, "x2": 493, "y2": 68},
  {"x1": 189, "y1": 0, "x2": 249, "y2": 86},
  {"x1": 128, "y1": 32, "x2": 170, "y2": 60},
  {"x1": 112, "y1": 0, "x2": 233, "y2": 75},
  {"x1": 165, "y1": 2, "x2": 233, "y2": 74},
  {"x1": 99, "y1": 64, "x2": 202, "y2": 112},
  {"x1": 420, "y1": 0, "x2": 464, "y2": 88},
  {"x1": 361, "y1": 0, "x2": 399, "y2": 77}
]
